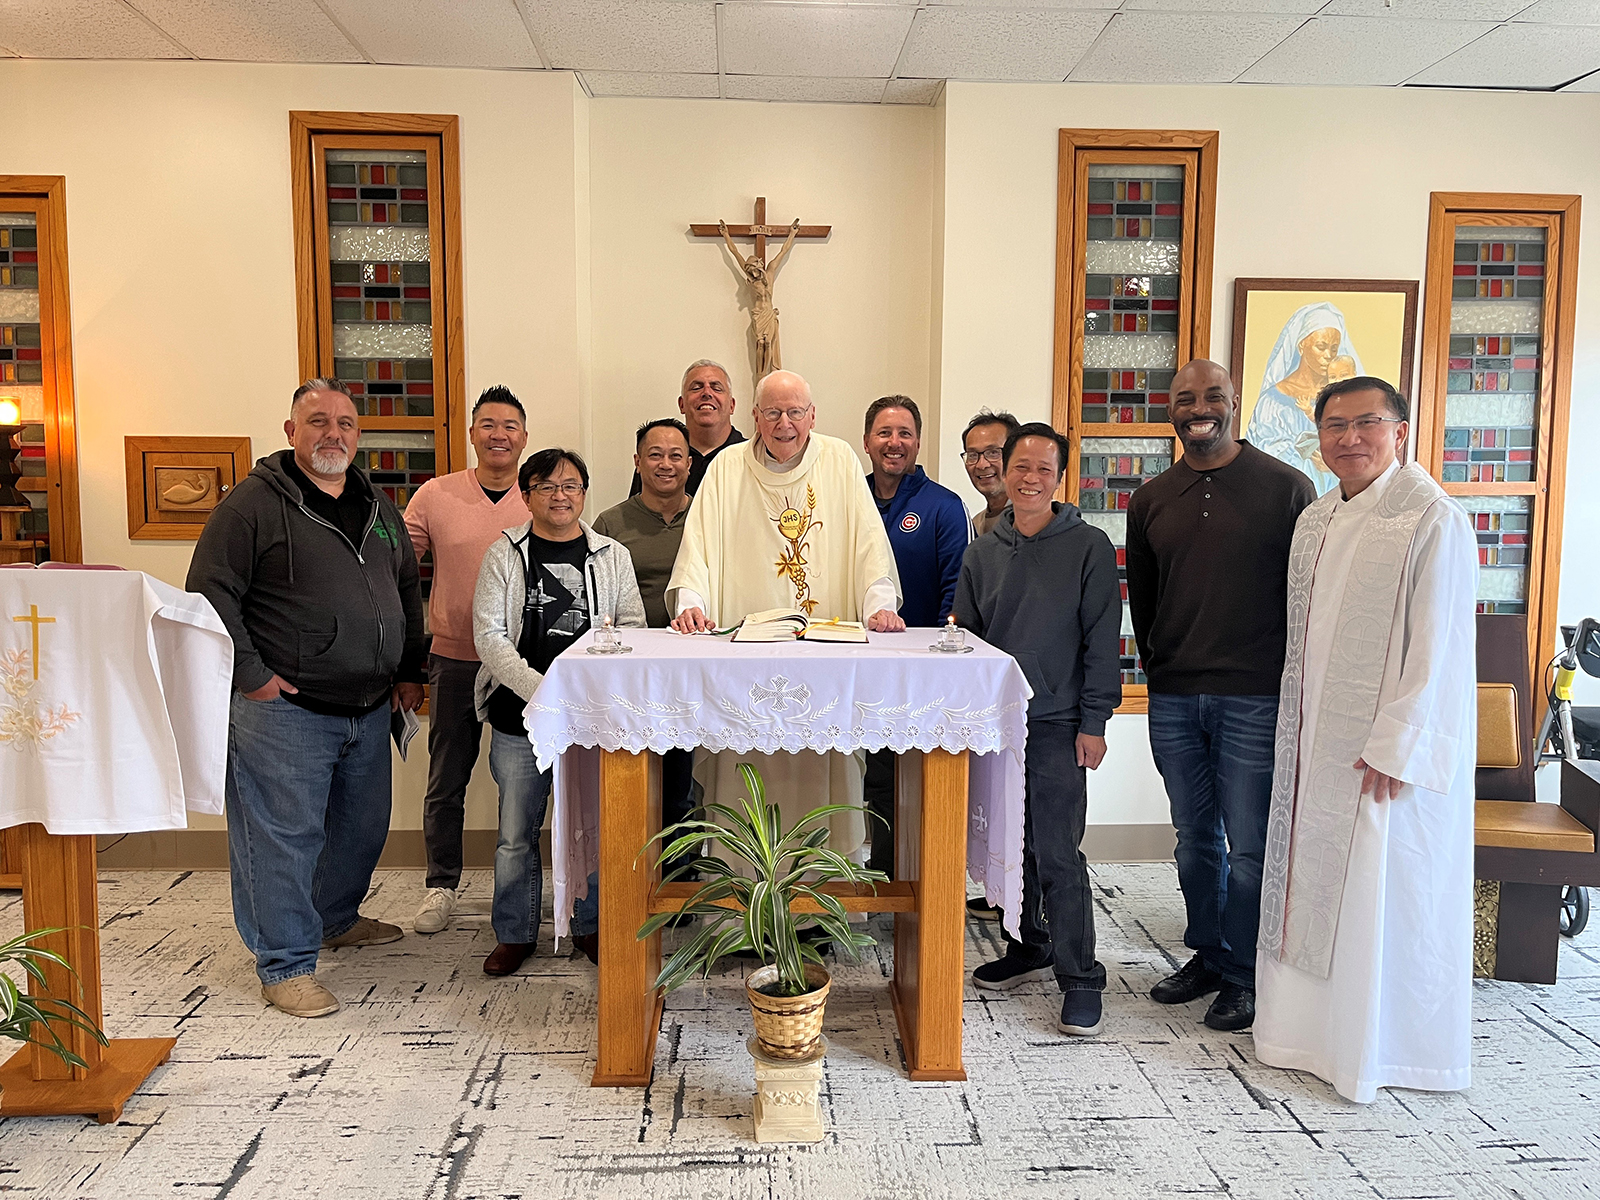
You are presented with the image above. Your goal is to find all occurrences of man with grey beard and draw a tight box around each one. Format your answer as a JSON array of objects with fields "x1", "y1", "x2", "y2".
[{"x1": 188, "y1": 378, "x2": 426, "y2": 1019}]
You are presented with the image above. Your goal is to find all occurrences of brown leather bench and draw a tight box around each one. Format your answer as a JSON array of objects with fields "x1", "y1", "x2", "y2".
[{"x1": 1471, "y1": 636, "x2": 1600, "y2": 983}]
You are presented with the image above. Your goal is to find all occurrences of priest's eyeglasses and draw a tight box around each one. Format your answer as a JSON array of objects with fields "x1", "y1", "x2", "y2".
[
  {"x1": 529, "y1": 481, "x2": 587, "y2": 497},
  {"x1": 1317, "y1": 415, "x2": 1403, "y2": 437},
  {"x1": 962, "y1": 448, "x2": 1004, "y2": 465},
  {"x1": 757, "y1": 405, "x2": 813, "y2": 423}
]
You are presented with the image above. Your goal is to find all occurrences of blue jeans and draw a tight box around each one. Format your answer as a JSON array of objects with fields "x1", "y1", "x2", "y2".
[
  {"x1": 225, "y1": 695, "x2": 393, "y2": 985},
  {"x1": 1146, "y1": 693, "x2": 1278, "y2": 989},
  {"x1": 487, "y1": 729, "x2": 597, "y2": 945}
]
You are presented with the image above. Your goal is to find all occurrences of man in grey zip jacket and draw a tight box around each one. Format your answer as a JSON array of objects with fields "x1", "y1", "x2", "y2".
[
  {"x1": 953, "y1": 421, "x2": 1122, "y2": 1036},
  {"x1": 187, "y1": 379, "x2": 425, "y2": 1019}
]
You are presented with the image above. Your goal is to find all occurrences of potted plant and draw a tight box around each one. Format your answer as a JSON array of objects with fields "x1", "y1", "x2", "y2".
[
  {"x1": 638, "y1": 762, "x2": 887, "y2": 1060},
  {"x1": 0, "y1": 927, "x2": 108, "y2": 1077}
]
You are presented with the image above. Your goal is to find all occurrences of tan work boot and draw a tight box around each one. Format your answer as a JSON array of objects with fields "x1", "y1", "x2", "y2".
[
  {"x1": 322, "y1": 917, "x2": 404, "y2": 949},
  {"x1": 262, "y1": 974, "x2": 340, "y2": 1018}
]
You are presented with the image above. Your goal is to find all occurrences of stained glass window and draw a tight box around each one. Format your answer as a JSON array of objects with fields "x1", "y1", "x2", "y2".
[
  {"x1": 0, "y1": 212, "x2": 49, "y2": 562},
  {"x1": 1421, "y1": 194, "x2": 1577, "y2": 679}
]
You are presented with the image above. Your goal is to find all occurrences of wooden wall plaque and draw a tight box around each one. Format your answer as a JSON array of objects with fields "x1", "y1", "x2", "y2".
[{"x1": 124, "y1": 436, "x2": 251, "y2": 540}]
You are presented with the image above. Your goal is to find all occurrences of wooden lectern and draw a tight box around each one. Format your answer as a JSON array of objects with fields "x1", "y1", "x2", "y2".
[{"x1": 0, "y1": 826, "x2": 175, "y2": 1123}]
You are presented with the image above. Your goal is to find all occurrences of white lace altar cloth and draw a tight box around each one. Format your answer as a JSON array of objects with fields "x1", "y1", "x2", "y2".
[{"x1": 523, "y1": 627, "x2": 1032, "y2": 940}]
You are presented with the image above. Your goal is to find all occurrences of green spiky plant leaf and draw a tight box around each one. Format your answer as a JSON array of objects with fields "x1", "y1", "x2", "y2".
[
  {"x1": 0, "y1": 927, "x2": 109, "y2": 1070},
  {"x1": 637, "y1": 762, "x2": 888, "y2": 998}
]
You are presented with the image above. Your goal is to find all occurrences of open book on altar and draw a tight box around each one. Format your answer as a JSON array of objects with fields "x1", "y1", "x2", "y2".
[{"x1": 725, "y1": 608, "x2": 868, "y2": 643}]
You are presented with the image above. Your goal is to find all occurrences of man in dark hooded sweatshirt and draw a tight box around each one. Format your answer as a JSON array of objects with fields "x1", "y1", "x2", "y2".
[
  {"x1": 954, "y1": 421, "x2": 1122, "y2": 1036},
  {"x1": 187, "y1": 378, "x2": 425, "y2": 1020}
]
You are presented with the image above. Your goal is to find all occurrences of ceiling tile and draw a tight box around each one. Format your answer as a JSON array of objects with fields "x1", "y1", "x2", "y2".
[
  {"x1": 900, "y1": 8, "x2": 1111, "y2": 81},
  {"x1": 523, "y1": 0, "x2": 716, "y2": 72},
  {"x1": 1070, "y1": 12, "x2": 1307, "y2": 83},
  {"x1": 1316, "y1": 0, "x2": 1525, "y2": 16},
  {"x1": 723, "y1": 74, "x2": 886, "y2": 102},
  {"x1": 581, "y1": 70, "x2": 719, "y2": 98},
  {"x1": 883, "y1": 77, "x2": 943, "y2": 104},
  {"x1": 0, "y1": 0, "x2": 187, "y2": 58},
  {"x1": 720, "y1": 4, "x2": 914, "y2": 78},
  {"x1": 1406, "y1": 22, "x2": 1600, "y2": 87},
  {"x1": 319, "y1": 0, "x2": 541, "y2": 68},
  {"x1": 1561, "y1": 67, "x2": 1600, "y2": 85},
  {"x1": 1240, "y1": 16, "x2": 1495, "y2": 85},
  {"x1": 1122, "y1": 0, "x2": 1321, "y2": 11},
  {"x1": 129, "y1": 0, "x2": 363, "y2": 62},
  {"x1": 925, "y1": 0, "x2": 1116, "y2": 8},
  {"x1": 1513, "y1": 0, "x2": 1600, "y2": 23}
]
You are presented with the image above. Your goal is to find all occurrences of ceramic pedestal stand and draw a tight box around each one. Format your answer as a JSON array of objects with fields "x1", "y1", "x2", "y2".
[{"x1": 747, "y1": 1035, "x2": 827, "y2": 1144}]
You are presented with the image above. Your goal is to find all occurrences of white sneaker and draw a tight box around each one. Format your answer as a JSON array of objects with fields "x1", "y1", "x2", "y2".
[{"x1": 414, "y1": 887, "x2": 458, "y2": 934}]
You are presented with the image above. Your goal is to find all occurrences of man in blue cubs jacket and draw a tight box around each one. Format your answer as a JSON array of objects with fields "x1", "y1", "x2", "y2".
[{"x1": 861, "y1": 394, "x2": 971, "y2": 876}]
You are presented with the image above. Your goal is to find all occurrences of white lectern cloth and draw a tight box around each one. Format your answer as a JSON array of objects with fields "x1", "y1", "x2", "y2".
[
  {"x1": 523, "y1": 626, "x2": 1033, "y2": 939},
  {"x1": 0, "y1": 565, "x2": 233, "y2": 833}
]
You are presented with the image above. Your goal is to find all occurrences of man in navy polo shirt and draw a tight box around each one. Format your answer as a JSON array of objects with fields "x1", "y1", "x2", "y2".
[{"x1": 861, "y1": 395, "x2": 970, "y2": 877}]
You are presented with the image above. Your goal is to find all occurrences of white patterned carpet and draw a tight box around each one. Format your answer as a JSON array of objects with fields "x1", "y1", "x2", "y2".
[{"x1": 0, "y1": 865, "x2": 1595, "y2": 1200}]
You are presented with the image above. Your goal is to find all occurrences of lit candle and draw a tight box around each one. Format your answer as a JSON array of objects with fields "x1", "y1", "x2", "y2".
[{"x1": 0, "y1": 398, "x2": 20, "y2": 426}]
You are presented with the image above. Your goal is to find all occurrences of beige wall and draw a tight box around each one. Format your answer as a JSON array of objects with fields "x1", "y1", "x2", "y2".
[
  {"x1": 586, "y1": 97, "x2": 938, "y2": 512},
  {"x1": 935, "y1": 81, "x2": 1600, "y2": 823}
]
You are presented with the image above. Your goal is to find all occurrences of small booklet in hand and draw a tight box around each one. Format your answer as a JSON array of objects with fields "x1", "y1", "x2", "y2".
[{"x1": 727, "y1": 608, "x2": 868, "y2": 643}]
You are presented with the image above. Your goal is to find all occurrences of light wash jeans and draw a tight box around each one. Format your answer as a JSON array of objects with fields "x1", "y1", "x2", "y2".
[
  {"x1": 225, "y1": 694, "x2": 393, "y2": 985},
  {"x1": 487, "y1": 728, "x2": 598, "y2": 946}
]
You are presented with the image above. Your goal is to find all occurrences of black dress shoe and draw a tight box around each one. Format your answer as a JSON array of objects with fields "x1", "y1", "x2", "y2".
[
  {"x1": 572, "y1": 933, "x2": 599, "y2": 965},
  {"x1": 1150, "y1": 954, "x2": 1224, "y2": 1005},
  {"x1": 484, "y1": 942, "x2": 534, "y2": 976},
  {"x1": 1204, "y1": 983, "x2": 1255, "y2": 1031}
]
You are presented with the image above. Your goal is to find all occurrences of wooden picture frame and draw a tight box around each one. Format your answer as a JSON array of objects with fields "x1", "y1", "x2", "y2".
[
  {"x1": 124, "y1": 436, "x2": 251, "y2": 540},
  {"x1": 1229, "y1": 278, "x2": 1419, "y2": 490}
]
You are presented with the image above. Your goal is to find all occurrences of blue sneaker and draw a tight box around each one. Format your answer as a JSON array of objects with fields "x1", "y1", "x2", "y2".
[{"x1": 1058, "y1": 990, "x2": 1103, "y2": 1036}]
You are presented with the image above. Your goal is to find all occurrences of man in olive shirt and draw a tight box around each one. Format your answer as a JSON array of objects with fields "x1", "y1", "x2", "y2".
[
  {"x1": 593, "y1": 418, "x2": 697, "y2": 864},
  {"x1": 628, "y1": 360, "x2": 746, "y2": 499},
  {"x1": 1125, "y1": 359, "x2": 1316, "y2": 1033}
]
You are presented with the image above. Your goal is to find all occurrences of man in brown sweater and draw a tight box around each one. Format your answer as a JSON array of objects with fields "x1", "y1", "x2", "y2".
[{"x1": 1125, "y1": 359, "x2": 1316, "y2": 1033}]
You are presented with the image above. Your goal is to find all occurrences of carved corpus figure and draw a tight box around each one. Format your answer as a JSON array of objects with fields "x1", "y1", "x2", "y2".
[{"x1": 720, "y1": 217, "x2": 799, "y2": 381}]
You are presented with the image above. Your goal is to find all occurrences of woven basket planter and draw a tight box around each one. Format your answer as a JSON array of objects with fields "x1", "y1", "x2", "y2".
[{"x1": 745, "y1": 964, "x2": 832, "y2": 1060}]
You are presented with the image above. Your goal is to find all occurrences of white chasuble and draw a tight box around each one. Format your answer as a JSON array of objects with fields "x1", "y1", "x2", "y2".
[
  {"x1": 1254, "y1": 462, "x2": 1478, "y2": 1104},
  {"x1": 667, "y1": 434, "x2": 900, "y2": 853},
  {"x1": 0, "y1": 566, "x2": 233, "y2": 833}
]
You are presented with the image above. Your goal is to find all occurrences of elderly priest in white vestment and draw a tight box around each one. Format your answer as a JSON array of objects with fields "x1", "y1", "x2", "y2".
[
  {"x1": 1254, "y1": 376, "x2": 1478, "y2": 1105},
  {"x1": 668, "y1": 369, "x2": 902, "y2": 853}
]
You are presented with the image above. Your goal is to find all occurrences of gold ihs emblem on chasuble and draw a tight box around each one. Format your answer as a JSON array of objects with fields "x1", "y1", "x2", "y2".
[{"x1": 773, "y1": 485, "x2": 824, "y2": 616}]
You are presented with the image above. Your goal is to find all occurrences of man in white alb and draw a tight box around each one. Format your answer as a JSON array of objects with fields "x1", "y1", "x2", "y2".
[
  {"x1": 1254, "y1": 375, "x2": 1478, "y2": 1104},
  {"x1": 668, "y1": 369, "x2": 901, "y2": 853}
]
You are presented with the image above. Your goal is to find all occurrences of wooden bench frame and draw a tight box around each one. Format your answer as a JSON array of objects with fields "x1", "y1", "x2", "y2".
[{"x1": 1475, "y1": 761, "x2": 1600, "y2": 983}]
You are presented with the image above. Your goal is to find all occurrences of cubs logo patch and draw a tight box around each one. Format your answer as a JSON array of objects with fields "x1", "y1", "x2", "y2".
[{"x1": 899, "y1": 512, "x2": 921, "y2": 533}]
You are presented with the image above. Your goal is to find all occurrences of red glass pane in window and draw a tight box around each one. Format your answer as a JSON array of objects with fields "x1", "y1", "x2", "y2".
[
  {"x1": 371, "y1": 166, "x2": 386, "y2": 185},
  {"x1": 1476, "y1": 513, "x2": 1490, "y2": 529},
  {"x1": 1086, "y1": 298, "x2": 1109, "y2": 310},
  {"x1": 1479, "y1": 548, "x2": 1490, "y2": 565},
  {"x1": 1445, "y1": 451, "x2": 1468, "y2": 462},
  {"x1": 1115, "y1": 547, "x2": 1126, "y2": 565},
  {"x1": 1503, "y1": 533, "x2": 1527, "y2": 544},
  {"x1": 376, "y1": 301, "x2": 390, "y2": 320},
  {"x1": 1489, "y1": 279, "x2": 1502, "y2": 297},
  {"x1": 1483, "y1": 429, "x2": 1497, "y2": 447},
  {"x1": 1452, "y1": 265, "x2": 1475, "y2": 276},
  {"x1": 1124, "y1": 220, "x2": 1140, "y2": 237},
  {"x1": 1448, "y1": 357, "x2": 1470, "y2": 369},
  {"x1": 329, "y1": 187, "x2": 357, "y2": 200},
  {"x1": 375, "y1": 264, "x2": 390, "y2": 283},
  {"x1": 378, "y1": 361, "x2": 392, "y2": 380},
  {"x1": 1508, "y1": 451, "x2": 1532, "y2": 462},
  {"x1": 381, "y1": 451, "x2": 394, "y2": 469},
  {"x1": 1117, "y1": 492, "x2": 1130, "y2": 510},
  {"x1": 347, "y1": 381, "x2": 364, "y2": 394},
  {"x1": 379, "y1": 397, "x2": 393, "y2": 416},
  {"x1": 1155, "y1": 204, "x2": 1180, "y2": 216},
  {"x1": 334, "y1": 286, "x2": 360, "y2": 298},
  {"x1": 374, "y1": 206, "x2": 388, "y2": 223},
  {"x1": 1088, "y1": 204, "x2": 1112, "y2": 215},
  {"x1": 15, "y1": 349, "x2": 40, "y2": 361},
  {"x1": 404, "y1": 287, "x2": 430, "y2": 299},
  {"x1": 405, "y1": 383, "x2": 433, "y2": 395},
  {"x1": 1514, "y1": 356, "x2": 1537, "y2": 368},
  {"x1": 1517, "y1": 265, "x2": 1543, "y2": 276},
  {"x1": 1121, "y1": 407, "x2": 1135, "y2": 422},
  {"x1": 401, "y1": 189, "x2": 427, "y2": 201},
  {"x1": 13, "y1": 251, "x2": 36, "y2": 264},
  {"x1": 1490, "y1": 243, "x2": 1505, "y2": 261},
  {"x1": 413, "y1": 474, "x2": 434, "y2": 486},
  {"x1": 1127, "y1": 183, "x2": 1141, "y2": 200},
  {"x1": 1152, "y1": 300, "x2": 1177, "y2": 311}
]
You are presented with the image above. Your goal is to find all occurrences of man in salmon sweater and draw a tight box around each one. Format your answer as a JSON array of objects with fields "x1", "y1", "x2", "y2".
[{"x1": 403, "y1": 386, "x2": 530, "y2": 933}]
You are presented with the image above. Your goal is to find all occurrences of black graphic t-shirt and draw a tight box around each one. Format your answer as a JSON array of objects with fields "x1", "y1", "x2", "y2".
[{"x1": 487, "y1": 532, "x2": 591, "y2": 736}]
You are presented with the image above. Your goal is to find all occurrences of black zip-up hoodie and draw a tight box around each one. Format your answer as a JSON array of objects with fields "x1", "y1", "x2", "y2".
[
  {"x1": 953, "y1": 502, "x2": 1122, "y2": 734},
  {"x1": 186, "y1": 450, "x2": 427, "y2": 708}
]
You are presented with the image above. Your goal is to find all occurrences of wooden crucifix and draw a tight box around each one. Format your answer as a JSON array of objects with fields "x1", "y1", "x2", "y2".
[{"x1": 690, "y1": 197, "x2": 830, "y2": 381}]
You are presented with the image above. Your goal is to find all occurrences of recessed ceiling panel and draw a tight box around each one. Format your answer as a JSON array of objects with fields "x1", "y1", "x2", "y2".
[
  {"x1": 581, "y1": 70, "x2": 719, "y2": 98},
  {"x1": 900, "y1": 8, "x2": 1112, "y2": 81},
  {"x1": 1240, "y1": 16, "x2": 1495, "y2": 86},
  {"x1": 1070, "y1": 12, "x2": 1307, "y2": 83},
  {"x1": 723, "y1": 75, "x2": 887, "y2": 103},
  {"x1": 319, "y1": 0, "x2": 541, "y2": 68},
  {"x1": 524, "y1": 0, "x2": 717, "y2": 73},
  {"x1": 720, "y1": 4, "x2": 914, "y2": 79},
  {"x1": 0, "y1": 0, "x2": 187, "y2": 58},
  {"x1": 130, "y1": 0, "x2": 363, "y2": 62},
  {"x1": 1406, "y1": 21, "x2": 1600, "y2": 87},
  {"x1": 883, "y1": 77, "x2": 943, "y2": 104}
]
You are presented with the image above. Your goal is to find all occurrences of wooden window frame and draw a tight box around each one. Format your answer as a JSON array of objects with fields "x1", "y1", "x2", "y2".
[
  {"x1": 289, "y1": 111, "x2": 467, "y2": 475},
  {"x1": 1051, "y1": 130, "x2": 1219, "y2": 716},
  {"x1": 0, "y1": 175, "x2": 80, "y2": 564},
  {"x1": 1417, "y1": 191, "x2": 1580, "y2": 691}
]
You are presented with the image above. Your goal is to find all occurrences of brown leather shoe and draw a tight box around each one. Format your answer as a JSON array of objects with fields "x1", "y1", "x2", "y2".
[
  {"x1": 484, "y1": 942, "x2": 534, "y2": 976},
  {"x1": 572, "y1": 933, "x2": 599, "y2": 965}
]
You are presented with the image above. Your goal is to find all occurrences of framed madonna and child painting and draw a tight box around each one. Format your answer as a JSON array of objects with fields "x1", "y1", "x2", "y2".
[{"x1": 1230, "y1": 278, "x2": 1419, "y2": 496}]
